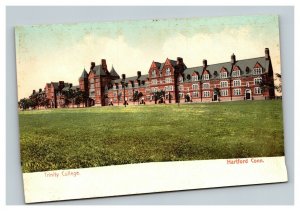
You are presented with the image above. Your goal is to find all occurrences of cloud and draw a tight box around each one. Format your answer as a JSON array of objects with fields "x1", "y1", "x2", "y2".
[{"x1": 17, "y1": 25, "x2": 282, "y2": 99}]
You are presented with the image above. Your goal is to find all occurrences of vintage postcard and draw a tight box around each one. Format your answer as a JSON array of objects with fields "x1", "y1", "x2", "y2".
[{"x1": 15, "y1": 15, "x2": 287, "y2": 203}]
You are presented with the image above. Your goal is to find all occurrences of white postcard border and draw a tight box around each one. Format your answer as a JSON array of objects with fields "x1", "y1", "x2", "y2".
[{"x1": 23, "y1": 156, "x2": 288, "y2": 203}]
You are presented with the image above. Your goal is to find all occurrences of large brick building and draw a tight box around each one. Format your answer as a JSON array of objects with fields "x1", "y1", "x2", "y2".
[
  {"x1": 77, "y1": 48, "x2": 275, "y2": 106},
  {"x1": 33, "y1": 48, "x2": 274, "y2": 108}
]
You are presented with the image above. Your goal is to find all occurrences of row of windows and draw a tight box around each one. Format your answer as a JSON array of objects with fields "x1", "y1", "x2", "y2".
[
  {"x1": 151, "y1": 68, "x2": 171, "y2": 78},
  {"x1": 149, "y1": 77, "x2": 262, "y2": 87},
  {"x1": 112, "y1": 87, "x2": 262, "y2": 98},
  {"x1": 151, "y1": 67, "x2": 263, "y2": 80},
  {"x1": 151, "y1": 77, "x2": 173, "y2": 85}
]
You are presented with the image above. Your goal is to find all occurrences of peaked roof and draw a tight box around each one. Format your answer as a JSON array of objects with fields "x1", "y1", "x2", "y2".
[
  {"x1": 79, "y1": 68, "x2": 88, "y2": 78},
  {"x1": 110, "y1": 65, "x2": 120, "y2": 78}
]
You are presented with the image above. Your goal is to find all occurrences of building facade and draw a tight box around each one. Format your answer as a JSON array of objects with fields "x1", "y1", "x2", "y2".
[
  {"x1": 26, "y1": 48, "x2": 275, "y2": 108},
  {"x1": 78, "y1": 48, "x2": 275, "y2": 106}
]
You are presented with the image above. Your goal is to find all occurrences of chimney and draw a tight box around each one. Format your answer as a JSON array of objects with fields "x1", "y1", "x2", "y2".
[
  {"x1": 101, "y1": 59, "x2": 107, "y2": 69},
  {"x1": 32, "y1": 90, "x2": 36, "y2": 94},
  {"x1": 69, "y1": 83, "x2": 72, "y2": 88},
  {"x1": 90, "y1": 62, "x2": 95, "y2": 70},
  {"x1": 122, "y1": 74, "x2": 126, "y2": 80},
  {"x1": 39, "y1": 88, "x2": 42, "y2": 93},
  {"x1": 137, "y1": 71, "x2": 141, "y2": 78},
  {"x1": 231, "y1": 53, "x2": 236, "y2": 64},
  {"x1": 265, "y1": 48, "x2": 270, "y2": 60},
  {"x1": 177, "y1": 57, "x2": 183, "y2": 64},
  {"x1": 203, "y1": 59, "x2": 207, "y2": 68}
]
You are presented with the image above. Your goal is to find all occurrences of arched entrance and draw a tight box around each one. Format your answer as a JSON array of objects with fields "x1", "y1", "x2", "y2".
[{"x1": 245, "y1": 89, "x2": 252, "y2": 100}]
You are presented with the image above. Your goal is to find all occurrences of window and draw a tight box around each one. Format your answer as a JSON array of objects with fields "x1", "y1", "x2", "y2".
[
  {"x1": 128, "y1": 83, "x2": 132, "y2": 88},
  {"x1": 203, "y1": 91, "x2": 210, "y2": 97},
  {"x1": 152, "y1": 79, "x2": 158, "y2": 85},
  {"x1": 179, "y1": 92, "x2": 184, "y2": 99},
  {"x1": 152, "y1": 87, "x2": 158, "y2": 92},
  {"x1": 152, "y1": 70, "x2": 156, "y2": 78},
  {"x1": 246, "y1": 82, "x2": 250, "y2": 87},
  {"x1": 233, "y1": 80, "x2": 241, "y2": 87},
  {"x1": 254, "y1": 87, "x2": 262, "y2": 94},
  {"x1": 165, "y1": 68, "x2": 171, "y2": 76},
  {"x1": 165, "y1": 77, "x2": 172, "y2": 83},
  {"x1": 192, "y1": 75, "x2": 198, "y2": 81},
  {"x1": 220, "y1": 81, "x2": 228, "y2": 88},
  {"x1": 202, "y1": 74, "x2": 209, "y2": 80},
  {"x1": 254, "y1": 77, "x2": 262, "y2": 85},
  {"x1": 114, "y1": 92, "x2": 117, "y2": 97},
  {"x1": 220, "y1": 89, "x2": 228, "y2": 96},
  {"x1": 192, "y1": 84, "x2": 199, "y2": 90},
  {"x1": 253, "y1": 68, "x2": 262, "y2": 75},
  {"x1": 233, "y1": 89, "x2": 241, "y2": 96},
  {"x1": 178, "y1": 76, "x2": 183, "y2": 83},
  {"x1": 179, "y1": 85, "x2": 183, "y2": 91},
  {"x1": 203, "y1": 83, "x2": 210, "y2": 89},
  {"x1": 193, "y1": 92, "x2": 199, "y2": 97},
  {"x1": 221, "y1": 72, "x2": 227, "y2": 78},
  {"x1": 165, "y1": 86, "x2": 173, "y2": 91},
  {"x1": 232, "y1": 70, "x2": 240, "y2": 77}
]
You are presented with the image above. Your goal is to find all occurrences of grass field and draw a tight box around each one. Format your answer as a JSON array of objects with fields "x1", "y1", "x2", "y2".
[{"x1": 19, "y1": 100, "x2": 284, "y2": 173}]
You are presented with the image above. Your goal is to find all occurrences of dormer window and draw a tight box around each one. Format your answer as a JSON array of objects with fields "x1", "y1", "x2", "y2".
[
  {"x1": 128, "y1": 83, "x2": 132, "y2": 88},
  {"x1": 202, "y1": 74, "x2": 209, "y2": 80},
  {"x1": 192, "y1": 75, "x2": 198, "y2": 81},
  {"x1": 232, "y1": 70, "x2": 240, "y2": 77},
  {"x1": 165, "y1": 68, "x2": 171, "y2": 76},
  {"x1": 221, "y1": 72, "x2": 227, "y2": 78},
  {"x1": 152, "y1": 70, "x2": 156, "y2": 78},
  {"x1": 253, "y1": 68, "x2": 262, "y2": 75}
]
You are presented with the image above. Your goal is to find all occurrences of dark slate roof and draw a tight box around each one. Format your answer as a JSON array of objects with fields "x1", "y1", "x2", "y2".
[
  {"x1": 154, "y1": 62, "x2": 162, "y2": 69},
  {"x1": 170, "y1": 60, "x2": 177, "y2": 67},
  {"x1": 51, "y1": 82, "x2": 59, "y2": 89},
  {"x1": 92, "y1": 65, "x2": 108, "y2": 76},
  {"x1": 71, "y1": 86, "x2": 79, "y2": 91},
  {"x1": 182, "y1": 56, "x2": 269, "y2": 82},
  {"x1": 61, "y1": 85, "x2": 79, "y2": 91},
  {"x1": 112, "y1": 78, "x2": 122, "y2": 84},
  {"x1": 183, "y1": 67, "x2": 202, "y2": 82},
  {"x1": 80, "y1": 69, "x2": 88, "y2": 78},
  {"x1": 110, "y1": 66, "x2": 120, "y2": 78},
  {"x1": 125, "y1": 76, "x2": 137, "y2": 83},
  {"x1": 139, "y1": 74, "x2": 148, "y2": 81}
]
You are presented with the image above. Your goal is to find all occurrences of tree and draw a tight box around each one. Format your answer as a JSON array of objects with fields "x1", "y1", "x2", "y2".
[
  {"x1": 133, "y1": 91, "x2": 144, "y2": 104},
  {"x1": 117, "y1": 92, "x2": 122, "y2": 106},
  {"x1": 62, "y1": 88, "x2": 75, "y2": 108},
  {"x1": 19, "y1": 98, "x2": 30, "y2": 110},
  {"x1": 274, "y1": 73, "x2": 282, "y2": 93},
  {"x1": 152, "y1": 90, "x2": 165, "y2": 104},
  {"x1": 185, "y1": 94, "x2": 191, "y2": 102}
]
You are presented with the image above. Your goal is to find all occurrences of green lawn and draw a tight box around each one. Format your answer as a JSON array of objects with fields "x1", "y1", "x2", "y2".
[{"x1": 19, "y1": 100, "x2": 284, "y2": 173}]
